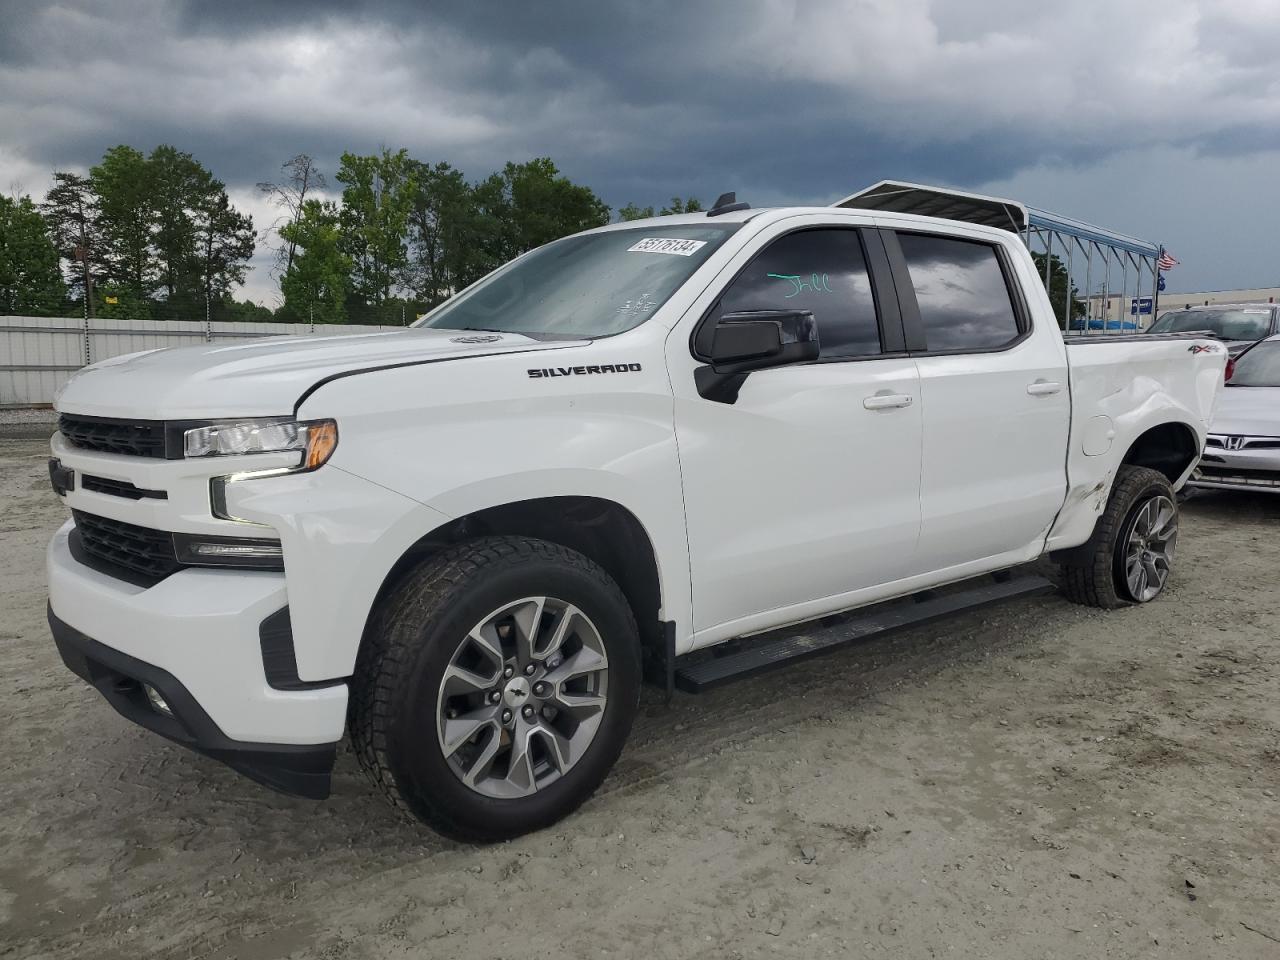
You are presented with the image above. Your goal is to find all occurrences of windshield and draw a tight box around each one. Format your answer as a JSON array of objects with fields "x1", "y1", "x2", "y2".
[
  {"x1": 1229, "y1": 340, "x2": 1280, "y2": 387},
  {"x1": 1148, "y1": 308, "x2": 1273, "y2": 341},
  {"x1": 416, "y1": 225, "x2": 738, "y2": 338}
]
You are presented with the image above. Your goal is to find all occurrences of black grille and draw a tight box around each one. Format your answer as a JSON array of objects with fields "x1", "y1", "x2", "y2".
[
  {"x1": 59, "y1": 414, "x2": 167, "y2": 458},
  {"x1": 1206, "y1": 437, "x2": 1280, "y2": 450},
  {"x1": 80, "y1": 475, "x2": 167, "y2": 501},
  {"x1": 72, "y1": 510, "x2": 179, "y2": 582}
]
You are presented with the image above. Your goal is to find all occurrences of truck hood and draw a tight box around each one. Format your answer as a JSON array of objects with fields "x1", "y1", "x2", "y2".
[
  {"x1": 55, "y1": 329, "x2": 576, "y2": 420},
  {"x1": 1212, "y1": 385, "x2": 1280, "y2": 437}
]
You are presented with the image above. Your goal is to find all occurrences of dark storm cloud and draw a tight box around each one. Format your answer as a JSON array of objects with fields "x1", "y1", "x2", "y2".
[
  {"x1": 3, "y1": 0, "x2": 1280, "y2": 298},
  {"x1": 167, "y1": 0, "x2": 1154, "y2": 199}
]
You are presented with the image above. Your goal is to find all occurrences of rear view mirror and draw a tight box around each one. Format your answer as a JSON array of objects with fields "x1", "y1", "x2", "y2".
[
  {"x1": 697, "y1": 309, "x2": 820, "y2": 403},
  {"x1": 710, "y1": 317, "x2": 782, "y2": 363},
  {"x1": 709, "y1": 310, "x2": 819, "y2": 366}
]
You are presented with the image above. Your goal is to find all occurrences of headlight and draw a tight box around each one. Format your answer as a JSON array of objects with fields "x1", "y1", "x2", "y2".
[{"x1": 184, "y1": 418, "x2": 338, "y2": 470}]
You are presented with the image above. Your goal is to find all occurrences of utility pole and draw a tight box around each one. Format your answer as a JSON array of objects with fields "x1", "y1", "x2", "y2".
[
  {"x1": 75, "y1": 246, "x2": 89, "y2": 322},
  {"x1": 204, "y1": 233, "x2": 212, "y2": 341},
  {"x1": 75, "y1": 186, "x2": 94, "y2": 320},
  {"x1": 74, "y1": 238, "x2": 92, "y2": 365},
  {"x1": 205, "y1": 194, "x2": 229, "y2": 341}
]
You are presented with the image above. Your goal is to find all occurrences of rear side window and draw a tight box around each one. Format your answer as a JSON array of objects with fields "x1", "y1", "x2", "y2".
[
  {"x1": 898, "y1": 233, "x2": 1021, "y2": 351},
  {"x1": 716, "y1": 229, "x2": 881, "y2": 359}
]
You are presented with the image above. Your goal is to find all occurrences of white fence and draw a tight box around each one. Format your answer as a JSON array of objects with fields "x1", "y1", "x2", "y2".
[{"x1": 0, "y1": 315, "x2": 405, "y2": 406}]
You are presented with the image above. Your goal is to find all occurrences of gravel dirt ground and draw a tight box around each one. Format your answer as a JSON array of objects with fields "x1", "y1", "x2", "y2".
[
  {"x1": 0, "y1": 408, "x2": 56, "y2": 443},
  {"x1": 2, "y1": 434, "x2": 1278, "y2": 959}
]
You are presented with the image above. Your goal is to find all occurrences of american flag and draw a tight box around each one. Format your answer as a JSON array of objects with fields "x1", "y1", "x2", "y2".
[{"x1": 1157, "y1": 248, "x2": 1179, "y2": 271}]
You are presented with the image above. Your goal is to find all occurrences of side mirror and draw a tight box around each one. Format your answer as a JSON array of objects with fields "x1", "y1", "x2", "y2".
[{"x1": 697, "y1": 309, "x2": 820, "y2": 403}]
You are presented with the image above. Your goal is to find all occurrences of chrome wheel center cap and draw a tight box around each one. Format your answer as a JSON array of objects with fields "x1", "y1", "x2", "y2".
[{"x1": 503, "y1": 676, "x2": 531, "y2": 708}]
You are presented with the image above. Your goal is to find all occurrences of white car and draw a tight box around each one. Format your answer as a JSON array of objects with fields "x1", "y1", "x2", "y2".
[
  {"x1": 46, "y1": 198, "x2": 1226, "y2": 839},
  {"x1": 1191, "y1": 334, "x2": 1280, "y2": 492}
]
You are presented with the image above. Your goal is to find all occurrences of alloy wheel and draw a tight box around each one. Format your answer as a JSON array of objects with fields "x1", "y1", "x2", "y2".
[
  {"x1": 1122, "y1": 495, "x2": 1177, "y2": 602},
  {"x1": 436, "y1": 597, "x2": 609, "y2": 799}
]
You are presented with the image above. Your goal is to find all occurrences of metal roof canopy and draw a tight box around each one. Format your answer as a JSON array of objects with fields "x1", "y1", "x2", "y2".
[
  {"x1": 835, "y1": 180, "x2": 1158, "y2": 258},
  {"x1": 834, "y1": 180, "x2": 1163, "y2": 332}
]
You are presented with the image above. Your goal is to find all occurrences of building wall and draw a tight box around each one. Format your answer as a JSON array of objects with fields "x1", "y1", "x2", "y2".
[
  {"x1": 1155, "y1": 287, "x2": 1280, "y2": 311},
  {"x1": 0, "y1": 315, "x2": 403, "y2": 406}
]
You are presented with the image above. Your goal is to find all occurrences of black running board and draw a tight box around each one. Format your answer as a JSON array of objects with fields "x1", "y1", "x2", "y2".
[{"x1": 673, "y1": 575, "x2": 1055, "y2": 693}]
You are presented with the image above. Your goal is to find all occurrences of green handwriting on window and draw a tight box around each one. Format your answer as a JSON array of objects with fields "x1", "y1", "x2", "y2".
[{"x1": 766, "y1": 272, "x2": 834, "y2": 298}]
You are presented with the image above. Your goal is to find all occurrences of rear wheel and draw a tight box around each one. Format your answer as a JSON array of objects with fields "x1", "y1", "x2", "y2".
[
  {"x1": 350, "y1": 537, "x2": 641, "y2": 842},
  {"x1": 1118, "y1": 493, "x2": 1178, "y2": 602},
  {"x1": 1059, "y1": 465, "x2": 1179, "y2": 609}
]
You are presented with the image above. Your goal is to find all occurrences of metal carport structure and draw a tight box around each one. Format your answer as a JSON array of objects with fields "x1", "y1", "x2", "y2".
[{"x1": 835, "y1": 180, "x2": 1163, "y2": 333}]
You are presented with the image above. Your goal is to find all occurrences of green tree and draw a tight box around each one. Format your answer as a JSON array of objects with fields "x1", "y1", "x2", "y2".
[
  {"x1": 42, "y1": 172, "x2": 103, "y2": 315},
  {"x1": 259, "y1": 154, "x2": 326, "y2": 278},
  {"x1": 1031, "y1": 252, "x2": 1086, "y2": 329},
  {"x1": 221, "y1": 297, "x2": 276, "y2": 323},
  {"x1": 192, "y1": 189, "x2": 255, "y2": 317},
  {"x1": 149, "y1": 145, "x2": 213, "y2": 303},
  {"x1": 0, "y1": 194, "x2": 66, "y2": 314},
  {"x1": 462, "y1": 158, "x2": 610, "y2": 287},
  {"x1": 95, "y1": 284, "x2": 153, "y2": 319},
  {"x1": 618, "y1": 202, "x2": 655, "y2": 221},
  {"x1": 91, "y1": 145, "x2": 157, "y2": 311},
  {"x1": 336, "y1": 148, "x2": 417, "y2": 318},
  {"x1": 494, "y1": 157, "x2": 610, "y2": 257},
  {"x1": 661, "y1": 196, "x2": 702, "y2": 215},
  {"x1": 280, "y1": 199, "x2": 351, "y2": 323},
  {"x1": 405, "y1": 159, "x2": 486, "y2": 307},
  {"x1": 145, "y1": 146, "x2": 255, "y2": 318},
  {"x1": 618, "y1": 196, "x2": 702, "y2": 221}
]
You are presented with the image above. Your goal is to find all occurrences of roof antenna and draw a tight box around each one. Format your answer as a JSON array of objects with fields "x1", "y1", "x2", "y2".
[{"x1": 707, "y1": 191, "x2": 750, "y2": 217}]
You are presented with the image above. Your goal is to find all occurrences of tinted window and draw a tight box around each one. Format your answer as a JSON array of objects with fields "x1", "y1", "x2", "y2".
[
  {"x1": 717, "y1": 229, "x2": 881, "y2": 359},
  {"x1": 898, "y1": 234, "x2": 1021, "y2": 351}
]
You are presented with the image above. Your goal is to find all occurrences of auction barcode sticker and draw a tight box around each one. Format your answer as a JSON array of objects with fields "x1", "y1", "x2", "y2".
[{"x1": 626, "y1": 237, "x2": 707, "y2": 256}]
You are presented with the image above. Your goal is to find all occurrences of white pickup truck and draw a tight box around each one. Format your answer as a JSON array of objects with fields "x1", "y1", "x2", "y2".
[{"x1": 46, "y1": 198, "x2": 1225, "y2": 840}]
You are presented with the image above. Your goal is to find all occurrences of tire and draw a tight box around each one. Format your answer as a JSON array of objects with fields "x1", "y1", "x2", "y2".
[
  {"x1": 349, "y1": 536, "x2": 641, "y2": 842},
  {"x1": 1058, "y1": 465, "x2": 1179, "y2": 610}
]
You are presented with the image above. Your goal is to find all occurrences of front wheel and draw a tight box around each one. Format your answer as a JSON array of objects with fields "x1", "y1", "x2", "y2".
[
  {"x1": 349, "y1": 537, "x2": 641, "y2": 842},
  {"x1": 1059, "y1": 465, "x2": 1179, "y2": 609}
]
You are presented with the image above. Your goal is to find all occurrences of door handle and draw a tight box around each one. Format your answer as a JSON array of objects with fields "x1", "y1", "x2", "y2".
[
  {"x1": 863, "y1": 393, "x2": 914, "y2": 410},
  {"x1": 1026, "y1": 380, "x2": 1062, "y2": 397}
]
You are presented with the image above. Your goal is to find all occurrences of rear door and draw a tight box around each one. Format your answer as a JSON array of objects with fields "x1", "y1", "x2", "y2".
[
  {"x1": 881, "y1": 227, "x2": 1070, "y2": 573},
  {"x1": 670, "y1": 219, "x2": 923, "y2": 638}
]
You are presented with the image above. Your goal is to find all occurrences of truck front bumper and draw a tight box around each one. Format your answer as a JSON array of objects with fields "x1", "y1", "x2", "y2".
[
  {"x1": 49, "y1": 609, "x2": 338, "y2": 798},
  {"x1": 46, "y1": 521, "x2": 347, "y2": 799}
]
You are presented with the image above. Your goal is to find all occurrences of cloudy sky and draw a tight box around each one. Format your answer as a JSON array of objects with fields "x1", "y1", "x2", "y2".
[{"x1": 3, "y1": 0, "x2": 1279, "y2": 305}]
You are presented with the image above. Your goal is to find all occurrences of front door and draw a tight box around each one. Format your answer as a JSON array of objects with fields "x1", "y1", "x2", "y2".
[{"x1": 670, "y1": 222, "x2": 923, "y2": 638}]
